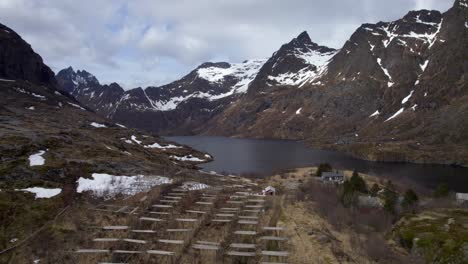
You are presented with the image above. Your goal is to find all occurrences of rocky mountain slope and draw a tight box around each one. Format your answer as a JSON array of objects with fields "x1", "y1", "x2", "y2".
[
  {"x1": 58, "y1": 0, "x2": 468, "y2": 165},
  {"x1": 205, "y1": 0, "x2": 468, "y2": 165},
  {"x1": 0, "y1": 22, "x2": 212, "y2": 253},
  {"x1": 56, "y1": 59, "x2": 266, "y2": 134}
]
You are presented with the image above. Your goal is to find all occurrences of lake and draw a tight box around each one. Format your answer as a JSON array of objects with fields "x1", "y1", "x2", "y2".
[{"x1": 167, "y1": 136, "x2": 468, "y2": 192}]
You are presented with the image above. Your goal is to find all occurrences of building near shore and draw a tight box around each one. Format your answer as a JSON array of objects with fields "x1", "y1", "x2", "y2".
[
  {"x1": 455, "y1": 193, "x2": 468, "y2": 204},
  {"x1": 321, "y1": 171, "x2": 345, "y2": 184}
]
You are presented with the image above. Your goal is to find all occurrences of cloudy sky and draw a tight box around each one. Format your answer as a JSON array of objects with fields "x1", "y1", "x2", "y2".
[{"x1": 0, "y1": 0, "x2": 453, "y2": 89}]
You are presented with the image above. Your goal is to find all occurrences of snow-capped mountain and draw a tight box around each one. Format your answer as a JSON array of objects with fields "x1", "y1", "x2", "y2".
[
  {"x1": 56, "y1": 59, "x2": 266, "y2": 134},
  {"x1": 57, "y1": 0, "x2": 468, "y2": 164},
  {"x1": 249, "y1": 31, "x2": 337, "y2": 91},
  {"x1": 205, "y1": 0, "x2": 468, "y2": 165}
]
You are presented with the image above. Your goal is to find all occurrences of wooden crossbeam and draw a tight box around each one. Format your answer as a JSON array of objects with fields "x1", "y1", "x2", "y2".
[
  {"x1": 115, "y1": 206, "x2": 129, "y2": 213},
  {"x1": 147, "y1": 250, "x2": 175, "y2": 255},
  {"x1": 152, "y1": 204, "x2": 173, "y2": 208},
  {"x1": 175, "y1": 218, "x2": 198, "y2": 222},
  {"x1": 238, "y1": 215, "x2": 259, "y2": 219},
  {"x1": 149, "y1": 211, "x2": 171, "y2": 215},
  {"x1": 220, "y1": 207, "x2": 240, "y2": 211},
  {"x1": 131, "y1": 230, "x2": 156, "y2": 233},
  {"x1": 113, "y1": 250, "x2": 143, "y2": 254},
  {"x1": 186, "y1": 210, "x2": 206, "y2": 214},
  {"x1": 140, "y1": 217, "x2": 164, "y2": 222},
  {"x1": 158, "y1": 239, "x2": 184, "y2": 244},
  {"x1": 192, "y1": 244, "x2": 219, "y2": 250},
  {"x1": 160, "y1": 200, "x2": 179, "y2": 203},
  {"x1": 244, "y1": 205, "x2": 263, "y2": 208},
  {"x1": 242, "y1": 209, "x2": 260, "y2": 213},
  {"x1": 238, "y1": 220, "x2": 258, "y2": 225},
  {"x1": 93, "y1": 238, "x2": 120, "y2": 242},
  {"x1": 129, "y1": 207, "x2": 139, "y2": 214},
  {"x1": 164, "y1": 196, "x2": 182, "y2": 199},
  {"x1": 234, "y1": 230, "x2": 256, "y2": 235},
  {"x1": 227, "y1": 251, "x2": 256, "y2": 257},
  {"x1": 216, "y1": 213, "x2": 234, "y2": 217},
  {"x1": 263, "y1": 227, "x2": 284, "y2": 231},
  {"x1": 260, "y1": 236, "x2": 287, "y2": 241},
  {"x1": 261, "y1": 251, "x2": 289, "y2": 257},
  {"x1": 212, "y1": 219, "x2": 232, "y2": 223},
  {"x1": 102, "y1": 226, "x2": 128, "y2": 230},
  {"x1": 75, "y1": 249, "x2": 110, "y2": 253},
  {"x1": 197, "y1": 241, "x2": 220, "y2": 246},
  {"x1": 230, "y1": 243, "x2": 255, "y2": 249},
  {"x1": 123, "y1": 238, "x2": 147, "y2": 244},
  {"x1": 166, "y1": 228, "x2": 191, "y2": 232}
]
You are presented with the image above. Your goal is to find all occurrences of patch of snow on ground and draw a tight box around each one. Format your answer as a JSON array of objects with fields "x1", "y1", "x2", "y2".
[
  {"x1": 0, "y1": 78, "x2": 15, "y2": 82},
  {"x1": 170, "y1": 155, "x2": 205, "y2": 162},
  {"x1": 385, "y1": 108, "x2": 405, "y2": 122},
  {"x1": 401, "y1": 90, "x2": 414, "y2": 104},
  {"x1": 181, "y1": 181, "x2": 209, "y2": 191},
  {"x1": 29, "y1": 150, "x2": 46, "y2": 166},
  {"x1": 144, "y1": 142, "x2": 182, "y2": 149},
  {"x1": 90, "y1": 122, "x2": 107, "y2": 128},
  {"x1": 369, "y1": 110, "x2": 380, "y2": 117},
  {"x1": 27, "y1": 106, "x2": 35, "y2": 110},
  {"x1": 76, "y1": 173, "x2": 172, "y2": 198},
  {"x1": 411, "y1": 104, "x2": 418, "y2": 111},
  {"x1": 116, "y1": 123, "x2": 126, "y2": 128},
  {"x1": 131, "y1": 135, "x2": 142, "y2": 144},
  {"x1": 18, "y1": 187, "x2": 61, "y2": 199},
  {"x1": 295, "y1": 108, "x2": 302, "y2": 115}
]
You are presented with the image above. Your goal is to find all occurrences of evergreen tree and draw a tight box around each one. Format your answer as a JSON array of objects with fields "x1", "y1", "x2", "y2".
[
  {"x1": 434, "y1": 183, "x2": 449, "y2": 198},
  {"x1": 316, "y1": 163, "x2": 332, "y2": 177},
  {"x1": 370, "y1": 183, "x2": 380, "y2": 197},
  {"x1": 402, "y1": 189, "x2": 418, "y2": 208},
  {"x1": 349, "y1": 170, "x2": 367, "y2": 193}
]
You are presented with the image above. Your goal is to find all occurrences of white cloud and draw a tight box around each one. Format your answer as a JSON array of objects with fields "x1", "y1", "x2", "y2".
[{"x1": 0, "y1": 0, "x2": 454, "y2": 89}]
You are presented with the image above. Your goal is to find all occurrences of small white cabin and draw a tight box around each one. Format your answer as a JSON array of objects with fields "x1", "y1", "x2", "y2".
[
  {"x1": 262, "y1": 186, "x2": 276, "y2": 196},
  {"x1": 456, "y1": 193, "x2": 468, "y2": 204}
]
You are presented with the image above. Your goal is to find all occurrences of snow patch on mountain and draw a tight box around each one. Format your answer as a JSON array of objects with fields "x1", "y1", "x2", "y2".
[
  {"x1": 401, "y1": 90, "x2": 414, "y2": 104},
  {"x1": 197, "y1": 59, "x2": 266, "y2": 93},
  {"x1": 376, "y1": 58, "x2": 394, "y2": 87},
  {"x1": 369, "y1": 110, "x2": 380, "y2": 117},
  {"x1": 385, "y1": 108, "x2": 405, "y2": 122}
]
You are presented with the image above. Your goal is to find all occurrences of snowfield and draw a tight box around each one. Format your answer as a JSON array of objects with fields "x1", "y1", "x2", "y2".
[
  {"x1": 76, "y1": 173, "x2": 172, "y2": 198},
  {"x1": 29, "y1": 150, "x2": 46, "y2": 166},
  {"x1": 18, "y1": 187, "x2": 62, "y2": 199}
]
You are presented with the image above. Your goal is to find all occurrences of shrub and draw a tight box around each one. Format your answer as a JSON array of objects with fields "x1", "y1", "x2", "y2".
[
  {"x1": 316, "y1": 163, "x2": 332, "y2": 177},
  {"x1": 434, "y1": 183, "x2": 449, "y2": 198}
]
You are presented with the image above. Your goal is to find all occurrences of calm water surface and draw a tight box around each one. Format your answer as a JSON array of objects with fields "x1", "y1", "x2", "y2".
[{"x1": 167, "y1": 136, "x2": 468, "y2": 192}]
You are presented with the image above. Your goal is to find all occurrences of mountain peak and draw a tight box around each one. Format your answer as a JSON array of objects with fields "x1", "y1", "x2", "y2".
[{"x1": 296, "y1": 31, "x2": 311, "y2": 43}]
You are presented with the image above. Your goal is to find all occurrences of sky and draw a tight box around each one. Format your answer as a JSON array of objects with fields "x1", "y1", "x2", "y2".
[{"x1": 0, "y1": 0, "x2": 454, "y2": 89}]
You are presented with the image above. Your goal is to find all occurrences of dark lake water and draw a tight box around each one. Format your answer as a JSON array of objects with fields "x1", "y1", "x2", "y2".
[{"x1": 167, "y1": 136, "x2": 468, "y2": 192}]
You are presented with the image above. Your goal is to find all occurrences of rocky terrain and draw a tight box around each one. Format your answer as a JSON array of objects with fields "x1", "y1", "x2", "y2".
[
  {"x1": 0, "y1": 22, "x2": 213, "y2": 258},
  {"x1": 56, "y1": 0, "x2": 468, "y2": 166}
]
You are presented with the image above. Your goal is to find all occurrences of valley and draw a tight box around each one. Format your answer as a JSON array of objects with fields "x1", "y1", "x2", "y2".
[{"x1": 0, "y1": 0, "x2": 467, "y2": 263}]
